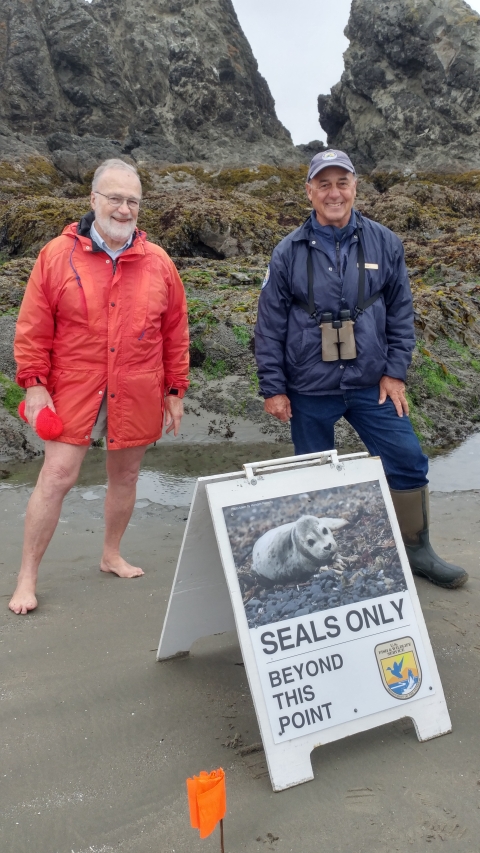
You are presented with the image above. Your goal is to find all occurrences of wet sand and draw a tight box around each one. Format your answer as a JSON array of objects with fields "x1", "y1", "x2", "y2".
[{"x1": 1, "y1": 457, "x2": 479, "y2": 852}]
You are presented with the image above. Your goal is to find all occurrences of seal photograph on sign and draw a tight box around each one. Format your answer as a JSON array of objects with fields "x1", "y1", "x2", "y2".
[
  {"x1": 251, "y1": 514, "x2": 349, "y2": 584},
  {"x1": 223, "y1": 481, "x2": 407, "y2": 629},
  {"x1": 375, "y1": 637, "x2": 422, "y2": 700}
]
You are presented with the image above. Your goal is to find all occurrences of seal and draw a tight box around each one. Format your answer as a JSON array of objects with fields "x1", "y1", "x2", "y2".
[{"x1": 251, "y1": 515, "x2": 349, "y2": 585}]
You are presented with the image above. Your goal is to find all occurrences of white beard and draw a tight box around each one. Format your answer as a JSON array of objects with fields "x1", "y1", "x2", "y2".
[{"x1": 95, "y1": 210, "x2": 136, "y2": 245}]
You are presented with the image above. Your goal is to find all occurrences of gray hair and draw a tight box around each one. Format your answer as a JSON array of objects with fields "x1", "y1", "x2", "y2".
[{"x1": 91, "y1": 159, "x2": 141, "y2": 192}]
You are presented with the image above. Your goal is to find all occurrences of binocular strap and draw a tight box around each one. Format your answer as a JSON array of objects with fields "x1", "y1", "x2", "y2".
[{"x1": 293, "y1": 222, "x2": 384, "y2": 321}]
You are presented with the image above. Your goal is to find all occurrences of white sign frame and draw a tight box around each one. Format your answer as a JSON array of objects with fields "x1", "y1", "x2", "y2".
[{"x1": 158, "y1": 451, "x2": 451, "y2": 792}]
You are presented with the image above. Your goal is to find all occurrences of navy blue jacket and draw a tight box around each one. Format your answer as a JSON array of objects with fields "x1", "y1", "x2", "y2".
[{"x1": 255, "y1": 210, "x2": 415, "y2": 397}]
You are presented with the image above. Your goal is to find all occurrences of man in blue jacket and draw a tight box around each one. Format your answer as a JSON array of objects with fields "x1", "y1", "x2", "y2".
[{"x1": 255, "y1": 149, "x2": 467, "y2": 589}]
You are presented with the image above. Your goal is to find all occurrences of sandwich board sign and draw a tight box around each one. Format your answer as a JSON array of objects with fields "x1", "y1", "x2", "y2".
[{"x1": 157, "y1": 450, "x2": 451, "y2": 792}]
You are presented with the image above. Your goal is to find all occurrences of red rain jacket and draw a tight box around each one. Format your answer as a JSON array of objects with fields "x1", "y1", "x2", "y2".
[{"x1": 14, "y1": 213, "x2": 189, "y2": 448}]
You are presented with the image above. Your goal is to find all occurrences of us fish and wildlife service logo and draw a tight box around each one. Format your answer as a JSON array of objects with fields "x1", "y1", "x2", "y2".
[{"x1": 375, "y1": 637, "x2": 422, "y2": 700}]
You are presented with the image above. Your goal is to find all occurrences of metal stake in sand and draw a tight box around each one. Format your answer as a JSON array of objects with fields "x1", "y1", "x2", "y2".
[{"x1": 186, "y1": 768, "x2": 226, "y2": 849}]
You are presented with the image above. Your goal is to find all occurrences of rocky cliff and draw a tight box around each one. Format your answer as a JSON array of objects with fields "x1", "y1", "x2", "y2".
[
  {"x1": 319, "y1": 0, "x2": 480, "y2": 173},
  {"x1": 0, "y1": 0, "x2": 297, "y2": 176}
]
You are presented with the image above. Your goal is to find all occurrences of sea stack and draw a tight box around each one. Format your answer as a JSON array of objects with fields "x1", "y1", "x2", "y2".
[{"x1": 318, "y1": 0, "x2": 480, "y2": 173}]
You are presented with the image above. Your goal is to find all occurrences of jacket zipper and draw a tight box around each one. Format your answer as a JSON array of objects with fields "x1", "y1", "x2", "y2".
[
  {"x1": 336, "y1": 241, "x2": 341, "y2": 276},
  {"x1": 78, "y1": 284, "x2": 88, "y2": 319}
]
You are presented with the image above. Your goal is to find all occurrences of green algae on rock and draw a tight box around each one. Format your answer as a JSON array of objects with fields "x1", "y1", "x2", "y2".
[
  {"x1": 1, "y1": 162, "x2": 480, "y2": 454},
  {"x1": 0, "y1": 157, "x2": 64, "y2": 197},
  {"x1": 0, "y1": 198, "x2": 89, "y2": 258},
  {"x1": 0, "y1": 373, "x2": 23, "y2": 418}
]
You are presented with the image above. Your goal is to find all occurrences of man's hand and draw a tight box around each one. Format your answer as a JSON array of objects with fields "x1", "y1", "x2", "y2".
[
  {"x1": 264, "y1": 394, "x2": 292, "y2": 422},
  {"x1": 164, "y1": 395, "x2": 184, "y2": 436},
  {"x1": 25, "y1": 386, "x2": 55, "y2": 430},
  {"x1": 379, "y1": 375, "x2": 409, "y2": 417}
]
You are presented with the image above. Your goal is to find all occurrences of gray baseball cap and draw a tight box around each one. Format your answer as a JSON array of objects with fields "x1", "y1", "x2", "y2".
[{"x1": 307, "y1": 149, "x2": 356, "y2": 182}]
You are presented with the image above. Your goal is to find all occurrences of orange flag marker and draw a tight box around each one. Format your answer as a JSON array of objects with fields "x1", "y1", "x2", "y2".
[{"x1": 187, "y1": 767, "x2": 226, "y2": 848}]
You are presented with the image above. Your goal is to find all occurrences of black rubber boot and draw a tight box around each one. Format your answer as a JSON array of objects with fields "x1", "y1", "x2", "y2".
[{"x1": 390, "y1": 486, "x2": 468, "y2": 589}]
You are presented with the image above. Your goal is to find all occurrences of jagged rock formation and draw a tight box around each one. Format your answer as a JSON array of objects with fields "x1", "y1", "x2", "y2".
[
  {"x1": 318, "y1": 0, "x2": 480, "y2": 173},
  {"x1": 0, "y1": 0, "x2": 297, "y2": 175}
]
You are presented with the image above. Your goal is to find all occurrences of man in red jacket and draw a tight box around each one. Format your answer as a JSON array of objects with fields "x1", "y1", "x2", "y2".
[{"x1": 10, "y1": 158, "x2": 189, "y2": 615}]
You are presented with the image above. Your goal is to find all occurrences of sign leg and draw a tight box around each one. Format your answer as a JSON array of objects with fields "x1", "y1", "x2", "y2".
[
  {"x1": 408, "y1": 696, "x2": 452, "y2": 742},
  {"x1": 158, "y1": 480, "x2": 236, "y2": 661},
  {"x1": 265, "y1": 744, "x2": 315, "y2": 792}
]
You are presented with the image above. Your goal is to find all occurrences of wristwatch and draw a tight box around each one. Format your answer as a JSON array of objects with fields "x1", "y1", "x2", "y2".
[{"x1": 166, "y1": 388, "x2": 185, "y2": 398}]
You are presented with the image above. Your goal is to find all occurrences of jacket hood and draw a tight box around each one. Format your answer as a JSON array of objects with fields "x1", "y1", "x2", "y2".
[
  {"x1": 61, "y1": 212, "x2": 94, "y2": 239},
  {"x1": 77, "y1": 210, "x2": 96, "y2": 236}
]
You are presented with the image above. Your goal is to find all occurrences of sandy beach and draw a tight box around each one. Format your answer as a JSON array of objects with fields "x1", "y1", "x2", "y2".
[{"x1": 1, "y1": 437, "x2": 479, "y2": 853}]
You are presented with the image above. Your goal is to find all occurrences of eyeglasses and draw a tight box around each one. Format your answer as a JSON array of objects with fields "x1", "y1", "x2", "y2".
[{"x1": 93, "y1": 191, "x2": 141, "y2": 210}]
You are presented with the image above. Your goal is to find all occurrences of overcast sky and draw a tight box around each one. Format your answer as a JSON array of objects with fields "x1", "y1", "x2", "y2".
[{"x1": 232, "y1": 0, "x2": 480, "y2": 145}]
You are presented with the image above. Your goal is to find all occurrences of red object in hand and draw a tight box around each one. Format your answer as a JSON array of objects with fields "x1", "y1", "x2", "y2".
[{"x1": 18, "y1": 401, "x2": 64, "y2": 440}]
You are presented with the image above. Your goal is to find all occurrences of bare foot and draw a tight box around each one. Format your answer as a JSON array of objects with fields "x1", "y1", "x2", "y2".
[
  {"x1": 9, "y1": 579, "x2": 38, "y2": 615},
  {"x1": 100, "y1": 556, "x2": 144, "y2": 578}
]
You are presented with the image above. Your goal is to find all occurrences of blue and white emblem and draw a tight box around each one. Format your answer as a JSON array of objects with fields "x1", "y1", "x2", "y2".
[
  {"x1": 261, "y1": 265, "x2": 271, "y2": 289},
  {"x1": 375, "y1": 637, "x2": 422, "y2": 700}
]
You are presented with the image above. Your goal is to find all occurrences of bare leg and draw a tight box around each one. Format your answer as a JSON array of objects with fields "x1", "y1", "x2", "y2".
[
  {"x1": 100, "y1": 445, "x2": 146, "y2": 578},
  {"x1": 9, "y1": 442, "x2": 89, "y2": 615}
]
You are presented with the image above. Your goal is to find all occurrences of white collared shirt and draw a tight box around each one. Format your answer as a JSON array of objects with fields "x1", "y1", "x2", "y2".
[{"x1": 90, "y1": 221, "x2": 134, "y2": 261}]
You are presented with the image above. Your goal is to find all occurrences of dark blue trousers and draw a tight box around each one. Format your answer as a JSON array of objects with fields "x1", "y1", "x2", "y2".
[{"x1": 289, "y1": 385, "x2": 429, "y2": 491}]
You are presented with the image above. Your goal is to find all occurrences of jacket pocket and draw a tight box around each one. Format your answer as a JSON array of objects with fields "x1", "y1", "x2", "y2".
[
  {"x1": 286, "y1": 325, "x2": 321, "y2": 366},
  {"x1": 121, "y1": 370, "x2": 163, "y2": 442},
  {"x1": 351, "y1": 309, "x2": 388, "y2": 386},
  {"x1": 49, "y1": 369, "x2": 106, "y2": 437}
]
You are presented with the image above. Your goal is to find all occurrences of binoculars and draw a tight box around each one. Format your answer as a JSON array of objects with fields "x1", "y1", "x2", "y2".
[{"x1": 320, "y1": 310, "x2": 357, "y2": 362}]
